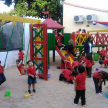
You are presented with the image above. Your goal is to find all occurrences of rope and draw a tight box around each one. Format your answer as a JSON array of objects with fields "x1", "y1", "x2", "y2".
[
  {"x1": 0, "y1": 26, "x2": 3, "y2": 52},
  {"x1": 4, "y1": 26, "x2": 15, "y2": 65},
  {"x1": 26, "y1": 26, "x2": 33, "y2": 63},
  {"x1": 21, "y1": 27, "x2": 24, "y2": 61}
]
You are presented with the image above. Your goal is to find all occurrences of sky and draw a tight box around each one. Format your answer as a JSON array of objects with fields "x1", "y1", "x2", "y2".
[
  {"x1": 0, "y1": 1, "x2": 14, "y2": 13},
  {"x1": 65, "y1": 0, "x2": 108, "y2": 10},
  {"x1": 0, "y1": 0, "x2": 108, "y2": 13}
]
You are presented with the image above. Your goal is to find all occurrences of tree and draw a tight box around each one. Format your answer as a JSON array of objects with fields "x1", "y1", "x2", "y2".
[{"x1": 2, "y1": 0, "x2": 65, "y2": 24}]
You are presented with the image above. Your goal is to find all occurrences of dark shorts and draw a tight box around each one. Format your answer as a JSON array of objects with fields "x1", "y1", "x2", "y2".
[{"x1": 28, "y1": 76, "x2": 37, "y2": 85}]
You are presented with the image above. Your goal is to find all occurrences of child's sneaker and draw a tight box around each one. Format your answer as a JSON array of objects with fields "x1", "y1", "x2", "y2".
[
  {"x1": 73, "y1": 102, "x2": 77, "y2": 106},
  {"x1": 33, "y1": 89, "x2": 36, "y2": 93},
  {"x1": 97, "y1": 93, "x2": 103, "y2": 96},
  {"x1": 28, "y1": 90, "x2": 31, "y2": 94},
  {"x1": 83, "y1": 105, "x2": 86, "y2": 107}
]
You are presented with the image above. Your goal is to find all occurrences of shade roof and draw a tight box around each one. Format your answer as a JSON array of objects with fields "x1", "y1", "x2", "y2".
[{"x1": 42, "y1": 18, "x2": 65, "y2": 29}]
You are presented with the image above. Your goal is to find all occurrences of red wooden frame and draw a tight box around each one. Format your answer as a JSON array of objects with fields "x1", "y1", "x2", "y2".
[{"x1": 29, "y1": 24, "x2": 48, "y2": 80}]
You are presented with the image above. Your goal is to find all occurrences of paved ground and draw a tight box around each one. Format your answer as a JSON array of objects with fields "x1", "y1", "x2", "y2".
[{"x1": 0, "y1": 57, "x2": 108, "y2": 108}]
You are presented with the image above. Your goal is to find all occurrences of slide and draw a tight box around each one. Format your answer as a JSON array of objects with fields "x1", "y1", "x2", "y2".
[{"x1": 55, "y1": 46, "x2": 74, "y2": 64}]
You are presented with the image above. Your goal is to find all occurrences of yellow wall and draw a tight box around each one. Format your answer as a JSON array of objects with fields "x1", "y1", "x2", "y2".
[{"x1": 63, "y1": 4, "x2": 108, "y2": 33}]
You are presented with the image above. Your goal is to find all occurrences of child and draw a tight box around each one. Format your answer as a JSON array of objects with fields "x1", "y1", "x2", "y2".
[
  {"x1": 67, "y1": 70, "x2": 79, "y2": 84},
  {"x1": 57, "y1": 59, "x2": 65, "y2": 69},
  {"x1": 99, "y1": 47, "x2": 106, "y2": 60},
  {"x1": 99, "y1": 56, "x2": 103, "y2": 67},
  {"x1": 72, "y1": 58, "x2": 79, "y2": 71},
  {"x1": 16, "y1": 59, "x2": 27, "y2": 75},
  {"x1": 93, "y1": 70, "x2": 108, "y2": 96},
  {"x1": 64, "y1": 53, "x2": 73, "y2": 71},
  {"x1": 84, "y1": 54, "x2": 92, "y2": 78},
  {"x1": 27, "y1": 60, "x2": 37, "y2": 94},
  {"x1": 78, "y1": 55, "x2": 82, "y2": 64},
  {"x1": 103, "y1": 57, "x2": 108, "y2": 68},
  {"x1": 0, "y1": 61, "x2": 6, "y2": 86},
  {"x1": 61, "y1": 39, "x2": 75, "y2": 56},
  {"x1": 57, "y1": 39, "x2": 65, "y2": 50},
  {"x1": 18, "y1": 49, "x2": 25, "y2": 60},
  {"x1": 73, "y1": 65, "x2": 86, "y2": 107},
  {"x1": 59, "y1": 68, "x2": 71, "y2": 82}
]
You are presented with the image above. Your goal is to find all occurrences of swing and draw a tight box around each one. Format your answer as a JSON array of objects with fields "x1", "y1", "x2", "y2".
[{"x1": 19, "y1": 24, "x2": 33, "y2": 75}]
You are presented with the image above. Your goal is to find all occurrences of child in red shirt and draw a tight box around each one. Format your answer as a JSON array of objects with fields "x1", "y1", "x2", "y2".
[
  {"x1": 78, "y1": 55, "x2": 82, "y2": 63},
  {"x1": 99, "y1": 47, "x2": 106, "y2": 59},
  {"x1": 57, "y1": 59, "x2": 65, "y2": 69},
  {"x1": 59, "y1": 69, "x2": 71, "y2": 82},
  {"x1": 72, "y1": 58, "x2": 79, "y2": 71},
  {"x1": 57, "y1": 39, "x2": 65, "y2": 50},
  {"x1": 18, "y1": 49, "x2": 25, "y2": 60},
  {"x1": 16, "y1": 59, "x2": 27, "y2": 75},
  {"x1": 93, "y1": 70, "x2": 108, "y2": 96},
  {"x1": 67, "y1": 70, "x2": 79, "y2": 84},
  {"x1": 0, "y1": 61, "x2": 6, "y2": 86},
  {"x1": 73, "y1": 65, "x2": 86, "y2": 106},
  {"x1": 84, "y1": 54, "x2": 92, "y2": 78},
  {"x1": 27, "y1": 60, "x2": 37, "y2": 94},
  {"x1": 64, "y1": 53, "x2": 72, "y2": 70}
]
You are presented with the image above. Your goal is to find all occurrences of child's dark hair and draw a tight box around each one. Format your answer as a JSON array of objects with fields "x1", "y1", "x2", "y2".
[
  {"x1": 69, "y1": 70, "x2": 79, "y2": 77},
  {"x1": 78, "y1": 65, "x2": 85, "y2": 73},
  {"x1": 74, "y1": 57, "x2": 77, "y2": 61},
  {"x1": 19, "y1": 49, "x2": 21, "y2": 52},
  {"x1": 99, "y1": 71, "x2": 108, "y2": 85},
  {"x1": 79, "y1": 29, "x2": 81, "y2": 31},
  {"x1": 65, "y1": 53, "x2": 69, "y2": 57},
  {"x1": 102, "y1": 47, "x2": 104, "y2": 49},
  {"x1": 67, "y1": 68, "x2": 71, "y2": 70},
  {"x1": 16, "y1": 59, "x2": 22, "y2": 64},
  {"x1": 27, "y1": 60, "x2": 32, "y2": 65},
  {"x1": 61, "y1": 59, "x2": 64, "y2": 63},
  {"x1": 86, "y1": 53, "x2": 91, "y2": 60},
  {"x1": 0, "y1": 61, "x2": 1, "y2": 64},
  {"x1": 78, "y1": 55, "x2": 81, "y2": 61}
]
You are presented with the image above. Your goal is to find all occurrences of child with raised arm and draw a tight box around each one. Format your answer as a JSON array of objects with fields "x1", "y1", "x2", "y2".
[
  {"x1": 64, "y1": 53, "x2": 73, "y2": 71},
  {"x1": 0, "y1": 61, "x2": 6, "y2": 86},
  {"x1": 27, "y1": 60, "x2": 37, "y2": 94},
  {"x1": 16, "y1": 59, "x2": 27, "y2": 75},
  {"x1": 73, "y1": 65, "x2": 86, "y2": 107}
]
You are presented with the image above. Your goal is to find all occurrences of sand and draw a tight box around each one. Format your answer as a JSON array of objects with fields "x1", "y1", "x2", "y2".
[{"x1": 0, "y1": 57, "x2": 108, "y2": 108}]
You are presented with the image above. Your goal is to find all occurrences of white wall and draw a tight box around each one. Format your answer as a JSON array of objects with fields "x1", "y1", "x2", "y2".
[{"x1": 63, "y1": 2, "x2": 108, "y2": 33}]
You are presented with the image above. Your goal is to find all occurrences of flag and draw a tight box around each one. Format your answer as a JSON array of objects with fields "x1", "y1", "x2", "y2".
[{"x1": 42, "y1": 11, "x2": 49, "y2": 15}]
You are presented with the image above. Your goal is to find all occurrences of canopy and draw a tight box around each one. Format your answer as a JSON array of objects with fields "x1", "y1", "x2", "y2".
[
  {"x1": 93, "y1": 21, "x2": 108, "y2": 27},
  {"x1": 42, "y1": 18, "x2": 65, "y2": 29}
]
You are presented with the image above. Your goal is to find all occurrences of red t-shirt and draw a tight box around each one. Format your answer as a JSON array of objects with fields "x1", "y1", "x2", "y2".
[
  {"x1": 65, "y1": 58, "x2": 72, "y2": 69},
  {"x1": 75, "y1": 73, "x2": 86, "y2": 90},
  {"x1": 60, "y1": 63, "x2": 65, "y2": 69},
  {"x1": 103, "y1": 59, "x2": 108, "y2": 64},
  {"x1": 72, "y1": 61, "x2": 79, "y2": 68},
  {"x1": 84, "y1": 58, "x2": 91, "y2": 67},
  {"x1": 27, "y1": 66, "x2": 36, "y2": 75},
  {"x1": 55, "y1": 36, "x2": 62, "y2": 41},
  {"x1": 17, "y1": 64, "x2": 25, "y2": 74},
  {"x1": 67, "y1": 75, "x2": 74, "y2": 81},
  {"x1": 0, "y1": 65, "x2": 3, "y2": 74},
  {"x1": 62, "y1": 69, "x2": 71, "y2": 79},
  {"x1": 93, "y1": 70, "x2": 103, "y2": 79},
  {"x1": 100, "y1": 50, "x2": 106, "y2": 56},
  {"x1": 18, "y1": 52, "x2": 24, "y2": 59},
  {"x1": 57, "y1": 42, "x2": 62, "y2": 46}
]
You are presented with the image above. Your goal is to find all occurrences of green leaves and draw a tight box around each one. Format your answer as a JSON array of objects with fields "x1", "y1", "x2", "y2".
[{"x1": 3, "y1": 0, "x2": 65, "y2": 25}]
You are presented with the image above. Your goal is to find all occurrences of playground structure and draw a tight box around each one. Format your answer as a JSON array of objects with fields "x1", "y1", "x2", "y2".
[{"x1": 1, "y1": 14, "x2": 108, "y2": 81}]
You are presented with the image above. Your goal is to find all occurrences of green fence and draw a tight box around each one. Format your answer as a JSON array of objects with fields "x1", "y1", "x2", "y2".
[
  {"x1": 63, "y1": 33, "x2": 71, "y2": 46},
  {"x1": 47, "y1": 33, "x2": 55, "y2": 50}
]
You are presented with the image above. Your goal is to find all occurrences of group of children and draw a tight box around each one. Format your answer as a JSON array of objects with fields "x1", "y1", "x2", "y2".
[
  {"x1": 0, "y1": 49, "x2": 37, "y2": 94},
  {"x1": 58, "y1": 46, "x2": 108, "y2": 107}
]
